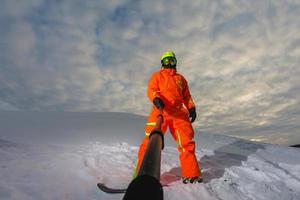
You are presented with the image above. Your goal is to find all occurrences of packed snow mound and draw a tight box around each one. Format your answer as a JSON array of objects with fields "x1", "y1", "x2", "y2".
[
  {"x1": 1, "y1": 138, "x2": 300, "y2": 200},
  {"x1": 0, "y1": 111, "x2": 300, "y2": 199}
]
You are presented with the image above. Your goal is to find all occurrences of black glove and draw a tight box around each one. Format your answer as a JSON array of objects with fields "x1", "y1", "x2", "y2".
[
  {"x1": 188, "y1": 107, "x2": 197, "y2": 123},
  {"x1": 153, "y1": 97, "x2": 165, "y2": 109}
]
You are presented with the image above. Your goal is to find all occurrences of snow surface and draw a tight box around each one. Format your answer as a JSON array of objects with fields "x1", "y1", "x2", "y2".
[{"x1": 0, "y1": 111, "x2": 300, "y2": 200}]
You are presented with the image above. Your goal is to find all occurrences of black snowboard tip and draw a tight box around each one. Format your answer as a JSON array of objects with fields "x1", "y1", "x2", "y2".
[{"x1": 97, "y1": 183, "x2": 127, "y2": 194}]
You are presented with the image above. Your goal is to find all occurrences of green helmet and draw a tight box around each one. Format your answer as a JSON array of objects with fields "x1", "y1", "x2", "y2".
[
  {"x1": 160, "y1": 51, "x2": 176, "y2": 61},
  {"x1": 160, "y1": 51, "x2": 177, "y2": 68}
]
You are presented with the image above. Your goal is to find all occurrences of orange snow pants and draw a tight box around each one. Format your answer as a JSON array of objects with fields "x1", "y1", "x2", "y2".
[{"x1": 135, "y1": 107, "x2": 201, "y2": 178}]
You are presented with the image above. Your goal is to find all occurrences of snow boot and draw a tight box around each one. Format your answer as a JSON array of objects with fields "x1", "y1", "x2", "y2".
[{"x1": 182, "y1": 176, "x2": 203, "y2": 184}]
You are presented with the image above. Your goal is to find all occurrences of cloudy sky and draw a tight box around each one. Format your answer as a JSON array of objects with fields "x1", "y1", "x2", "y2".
[{"x1": 0, "y1": 0, "x2": 299, "y2": 144}]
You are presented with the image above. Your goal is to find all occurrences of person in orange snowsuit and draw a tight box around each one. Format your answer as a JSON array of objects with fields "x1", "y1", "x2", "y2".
[{"x1": 135, "y1": 51, "x2": 202, "y2": 184}]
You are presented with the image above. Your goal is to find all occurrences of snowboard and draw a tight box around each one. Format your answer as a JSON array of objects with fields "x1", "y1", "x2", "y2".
[
  {"x1": 97, "y1": 183, "x2": 127, "y2": 194},
  {"x1": 97, "y1": 182, "x2": 172, "y2": 194}
]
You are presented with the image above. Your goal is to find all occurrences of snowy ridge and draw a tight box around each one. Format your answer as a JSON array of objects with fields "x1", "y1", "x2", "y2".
[
  {"x1": 0, "y1": 112, "x2": 300, "y2": 199},
  {"x1": 0, "y1": 138, "x2": 300, "y2": 199}
]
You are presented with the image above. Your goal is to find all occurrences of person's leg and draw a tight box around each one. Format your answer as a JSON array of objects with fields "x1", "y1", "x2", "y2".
[
  {"x1": 134, "y1": 109, "x2": 167, "y2": 177},
  {"x1": 171, "y1": 110, "x2": 201, "y2": 178},
  {"x1": 133, "y1": 136, "x2": 149, "y2": 178}
]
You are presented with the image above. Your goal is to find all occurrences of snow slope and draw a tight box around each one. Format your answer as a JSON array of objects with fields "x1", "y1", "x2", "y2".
[{"x1": 0, "y1": 111, "x2": 300, "y2": 200}]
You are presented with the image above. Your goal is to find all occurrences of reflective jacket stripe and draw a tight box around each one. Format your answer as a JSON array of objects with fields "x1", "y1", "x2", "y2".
[
  {"x1": 146, "y1": 122, "x2": 156, "y2": 126},
  {"x1": 176, "y1": 130, "x2": 186, "y2": 152}
]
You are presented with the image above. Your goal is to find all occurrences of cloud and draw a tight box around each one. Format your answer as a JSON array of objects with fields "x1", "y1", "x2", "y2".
[
  {"x1": 0, "y1": 100, "x2": 18, "y2": 111},
  {"x1": 0, "y1": 0, "x2": 299, "y2": 144}
]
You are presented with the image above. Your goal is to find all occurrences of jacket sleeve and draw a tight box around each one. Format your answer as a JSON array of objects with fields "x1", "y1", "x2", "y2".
[
  {"x1": 182, "y1": 77, "x2": 196, "y2": 109},
  {"x1": 147, "y1": 72, "x2": 161, "y2": 102}
]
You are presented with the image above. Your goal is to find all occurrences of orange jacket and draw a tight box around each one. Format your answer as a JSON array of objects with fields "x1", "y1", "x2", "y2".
[{"x1": 147, "y1": 68, "x2": 195, "y2": 111}]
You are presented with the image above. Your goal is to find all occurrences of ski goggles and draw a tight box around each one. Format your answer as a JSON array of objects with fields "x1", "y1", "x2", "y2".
[{"x1": 161, "y1": 57, "x2": 177, "y2": 67}]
